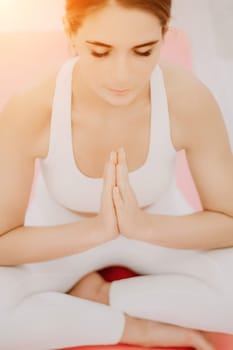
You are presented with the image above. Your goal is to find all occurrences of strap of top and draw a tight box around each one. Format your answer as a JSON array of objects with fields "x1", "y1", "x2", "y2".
[
  {"x1": 43, "y1": 57, "x2": 79, "y2": 164},
  {"x1": 152, "y1": 65, "x2": 177, "y2": 155}
]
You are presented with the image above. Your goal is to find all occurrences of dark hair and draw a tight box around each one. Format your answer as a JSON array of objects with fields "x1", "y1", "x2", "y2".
[{"x1": 64, "y1": 0, "x2": 172, "y2": 36}]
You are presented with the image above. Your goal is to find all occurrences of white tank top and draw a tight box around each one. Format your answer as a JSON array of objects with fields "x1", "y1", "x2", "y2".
[{"x1": 25, "y1": 57, "x2": 195, "y2": 226}]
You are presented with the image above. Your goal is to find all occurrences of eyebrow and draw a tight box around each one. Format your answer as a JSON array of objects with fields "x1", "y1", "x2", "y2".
[{"x1": 86, "y1": 40, "x2": 159, "y2": 49}]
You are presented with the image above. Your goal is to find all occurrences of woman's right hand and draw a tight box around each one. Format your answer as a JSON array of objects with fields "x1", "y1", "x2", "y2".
[{"x1": 96, "y1": 151, "x2": 120, "y2": 243}]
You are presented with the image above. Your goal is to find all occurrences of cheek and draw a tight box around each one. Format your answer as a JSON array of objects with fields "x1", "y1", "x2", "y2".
[
  {"x1": 89, "y1": 63, "x2": 116, "y2": 88},
  {"x1": 88, "y1": 68, "x2": 105, "y2": 88},
  {"x1": 80, "y1": 61, "x2": 103, "y2": 84},
  {"x1": 137, "y1": 60, "x2": 158, "y2": 82}
]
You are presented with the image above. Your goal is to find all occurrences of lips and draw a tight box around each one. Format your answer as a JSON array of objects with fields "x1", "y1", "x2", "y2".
[{"x1": 108, "y1": 88, "x2": 129, "y2": 93}]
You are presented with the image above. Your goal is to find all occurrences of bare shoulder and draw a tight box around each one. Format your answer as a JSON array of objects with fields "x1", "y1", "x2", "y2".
[
  {"x1": 0, "y1": 66, "x2": 60, "y2": 158},
  {"x1": 0, "y1": 67, "x2": 63, "y2": 236},
  {"x1": 158, "y1": 59, "x2": 225, "y2": 151},
  {"x1": 159, "y1": 59, "x2": 197, "y2": 97}
]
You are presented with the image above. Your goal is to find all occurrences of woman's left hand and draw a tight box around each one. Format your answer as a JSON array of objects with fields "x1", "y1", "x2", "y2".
[{"x1": 113, "y1": 148, "x2": 150, "y2": 240}]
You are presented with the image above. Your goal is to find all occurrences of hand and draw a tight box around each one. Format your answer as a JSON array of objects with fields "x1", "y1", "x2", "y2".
[
  {"x1": 113, "y1": 148, "x2": 150, "y2": 240},
  {"x1": 97, "y1": 151, "x2": 120, "y2": 242}
]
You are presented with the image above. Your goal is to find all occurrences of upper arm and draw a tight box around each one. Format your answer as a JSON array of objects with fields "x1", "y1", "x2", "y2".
[
  {"x1": 175, "y1": 70, "x2": 233, "y2": 216},
  {"x1": 0, "y1": 79, "x2": 53, "y2": 236}
]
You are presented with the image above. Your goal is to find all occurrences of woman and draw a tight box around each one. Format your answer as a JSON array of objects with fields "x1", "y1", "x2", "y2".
[{"x1": 0, "y1": 0, "x2": 233, "y2": 349}]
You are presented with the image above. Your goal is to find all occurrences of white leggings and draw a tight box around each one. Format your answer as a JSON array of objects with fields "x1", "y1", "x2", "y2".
[{"x1": 1, "y1": 231, "x2": 233, "y2": 350}]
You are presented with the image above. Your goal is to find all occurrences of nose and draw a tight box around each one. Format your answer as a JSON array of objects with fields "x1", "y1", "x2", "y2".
[{"x1": 112, "y1": 55, "x2": 130, "y2": 87}]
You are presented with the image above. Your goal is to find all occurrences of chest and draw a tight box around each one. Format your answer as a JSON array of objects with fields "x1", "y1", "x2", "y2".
[
  {"x1": 38, "y1": 60, "x2": 184, "y2": 216},
  {"x1": 71, "y1": 111, "x2": 152, "y2": 179},
  {"x1": 39, "y1": 106, "x2": 178, "y2": 217}
]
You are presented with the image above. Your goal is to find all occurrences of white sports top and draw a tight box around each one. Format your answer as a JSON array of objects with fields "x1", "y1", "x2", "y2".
[{"x1": 25, "y1": 57, "x2": 195, "y2": 227}]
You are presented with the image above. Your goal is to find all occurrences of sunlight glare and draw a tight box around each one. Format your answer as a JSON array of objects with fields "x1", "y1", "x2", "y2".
[{"x1": 0, "y1": 0, "x2": 64, "y2": 32}]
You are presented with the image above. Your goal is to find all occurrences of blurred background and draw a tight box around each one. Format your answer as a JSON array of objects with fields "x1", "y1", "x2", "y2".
[
  {"x1": 0, "y1": 0, "x2": 233, "y2": 148},
  {"x1": 172, "y1": 0, "x2": 233, "y2": 149}
]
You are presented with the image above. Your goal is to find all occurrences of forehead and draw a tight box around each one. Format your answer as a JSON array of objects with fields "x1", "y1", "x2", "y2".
[{"x1": 76, "y1": 5, "x2": 161, "y2": 44}]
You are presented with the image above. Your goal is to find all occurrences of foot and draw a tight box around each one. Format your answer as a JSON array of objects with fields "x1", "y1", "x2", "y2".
[
  {"x1": 67, "y1": 271, "x2": 110, "y2": 304},
  {"x1": 121, "y1": 315, "x2": 215, "y2": 350}
]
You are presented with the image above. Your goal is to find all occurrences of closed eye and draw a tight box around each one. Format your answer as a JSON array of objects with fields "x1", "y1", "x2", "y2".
[
  {"x1": 138, "y1": 50, "x2": 153, "y2": 57},
  {"x1": 91, "y1": 50, "x2": 153, "y2": 58},
  {"x1": 91, "y1": 51, "x2": 109, "y2": 58}
]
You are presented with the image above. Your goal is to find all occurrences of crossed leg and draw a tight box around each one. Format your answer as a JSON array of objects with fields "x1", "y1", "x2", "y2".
[{"x1": 0, "y1": 234, "x2": 232, "y2": 350}]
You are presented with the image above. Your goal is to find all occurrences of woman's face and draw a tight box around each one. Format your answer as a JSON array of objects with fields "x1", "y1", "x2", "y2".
[{"x1": 71, "y1": 4, "x2": 163, "y2": 107}]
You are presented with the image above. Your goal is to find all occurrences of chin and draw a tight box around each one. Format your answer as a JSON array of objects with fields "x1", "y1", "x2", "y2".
[
  {"x1": 106, "y1": 98, "x2": 135, "y2": 107},
  {"x1": 101, "y1": 92, "x2": 137, "y2": 107}
]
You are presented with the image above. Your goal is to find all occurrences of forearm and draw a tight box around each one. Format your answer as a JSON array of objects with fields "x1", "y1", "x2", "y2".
[
  {"x1": 143, "y1": 210, "x2": 233, "y2": 250},
  {"x1": 0, "y1": 216, "x2": 102, "y2": 266}
]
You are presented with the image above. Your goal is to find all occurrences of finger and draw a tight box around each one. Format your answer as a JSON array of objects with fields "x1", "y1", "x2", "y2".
[
  {"x1": 111, "y1": 151, "x2": 117, "y2": 187},
  {"x1": 118, "y1": 148, "x2": 136, "y2": 199},
  {"x1": 101, "y1": 152, "x2": 116, "y2": 210},
  {"x1": 110, "y1": 151, "x2": 117, "y2": 191},
  {"x1": 103, "y1": 151, "x2": 115, "y2": 191},
  {"x1": 113, "y1": 186, "x2": 123, "y2": 211},
  {"x1": 117, "y1": 148, "x2": 128, "y2": 196},
  {"x1": 116, "y1": 163, "x2": 125, "y2": 197},
  {"x1": 118, "y1": 147, "x2": 128, "y2": 173}
]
